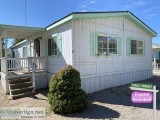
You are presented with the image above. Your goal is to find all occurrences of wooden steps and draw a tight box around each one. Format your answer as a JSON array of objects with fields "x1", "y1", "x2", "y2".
[{"x1": 8, "y1": 77, "x2": 35, "y2": 99}]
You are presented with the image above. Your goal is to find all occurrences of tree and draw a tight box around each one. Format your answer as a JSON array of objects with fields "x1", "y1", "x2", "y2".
[{"x1": 48, "y1": 65, "x2": 88, "y2": 114}]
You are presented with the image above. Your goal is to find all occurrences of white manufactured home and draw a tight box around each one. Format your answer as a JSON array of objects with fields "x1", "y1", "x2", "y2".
[{"x1": 0, "y1": 11, "x2": 157, "y2": 99}]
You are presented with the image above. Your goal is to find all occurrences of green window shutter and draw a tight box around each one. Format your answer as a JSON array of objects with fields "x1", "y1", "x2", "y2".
[
  {"x1": 126, "y1": 38, "x2": 131, "y2": 55},
  {"x1": 90, "y1": 32, "x2": 97, "y2": 56},
  {"x1": 143, "y1": 41, "x2": 145, "y2": 55},
  {"x1": 57, "y1": 33, "x2": 62, "y2": 56},
  {"x1": 117, "y1": 37, "x2": 122, "y2": 55}
]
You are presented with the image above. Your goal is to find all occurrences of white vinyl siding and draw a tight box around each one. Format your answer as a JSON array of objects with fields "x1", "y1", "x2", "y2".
[
  {"x1": 46, "y1": 22, "x2": 72, "y2": 81},
  {"x1": 72, "y1": 17, "x2": 152, "y2": 94}
]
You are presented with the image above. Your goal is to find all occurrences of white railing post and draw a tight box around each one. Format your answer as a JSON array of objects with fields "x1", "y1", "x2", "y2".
[
  {"x1": 28, "y1": 57, "x2": 35, "y2": 90},
  {"x1": 153, "y1": 86, "x2": 157, "y2": 120},
  {"x1": 4, "y1": 57, "x2": 46, "y2": 75},
  {"x1": 44, "y1": 57, "x2": 47, "y2": 71},
  {"x1": 5, "y1": 58, "x2": 8, "y2": 75},
  {"x1": 0, "y1": 38, "x2": 2, "y2": 58},
  {"x1": 28, "y1": 57, "x2": 31, "y2": 73},
  {"x1": 1, "y1": 58, "x2": 7, "y2": 74},
  {"x1": 32, "y1": 57, "x2": 36, "y2": 91}
]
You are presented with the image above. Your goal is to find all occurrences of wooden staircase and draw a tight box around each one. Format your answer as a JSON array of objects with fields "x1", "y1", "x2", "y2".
[{"x1": 8, "y1": 77, "x2": 35, "y2": 99}]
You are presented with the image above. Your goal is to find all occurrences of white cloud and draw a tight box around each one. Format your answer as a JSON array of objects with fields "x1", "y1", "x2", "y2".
[
  {"x1": 144, "y1": 13, "x2": 156, "y2": 19},
  {"x1": 76, "y1": 0, "x2": 157, "y2": 20},
  {"x1": 124, "y1": 0, "x2": 146, "y2": 9},
  {"x1": 122, "y1": 0, "x2": 157, "y2": 20},
  {"x1": 77, "y1": 0, "x2": 97, "y2": 10},
  {"x1": 78, "y1": 0, "x2": 90, "y2": 8},
  {"x1": 80, "y1": 9, "x2": 88, "y2": 12},
  {"x1": 135, "y1": 0, "x2": 146, "y2": 6},
  {"x1": 135, "y1": 7, "x2": 157, "y2": 19},
  {"x1": 89, "y1": 0, "x2": 96, "y2": 4}
]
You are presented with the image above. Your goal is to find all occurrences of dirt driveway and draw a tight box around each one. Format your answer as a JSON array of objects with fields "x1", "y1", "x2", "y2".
[{"x1": 0, "y1": 75, "x2": 160, "y2": 120}]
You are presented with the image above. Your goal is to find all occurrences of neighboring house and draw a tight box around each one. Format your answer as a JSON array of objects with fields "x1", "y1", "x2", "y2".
[
  {"x1": 152, "y1": 44, "x2": 160, "y2": 69},
  {"x1": 11, "y1": 40, "x2": 32, "y2": 58},
  {"x1": 1, "y1": 11, "x2": 157, "y2": 97},
  {"x1": 152, "y1": 51, "x2": 160, "y2": 60},
  {"x1": 152, "y1": 44, "x2": 160, "y2": 60},
  {"x1": 11, "y1": 38, "x2": 41, "y2": 58}
]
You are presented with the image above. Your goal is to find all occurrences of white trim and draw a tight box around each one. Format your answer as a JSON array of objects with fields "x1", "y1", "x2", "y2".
[
  {"x1": 80, "y1": 68, "x2": 152, "y2": 79},
  {"x1": 12, "y1": 40, "x2": 28, "y2": 48},
  {"x1": 52, "y1": 33, "x2": 58, "y2": 37}
]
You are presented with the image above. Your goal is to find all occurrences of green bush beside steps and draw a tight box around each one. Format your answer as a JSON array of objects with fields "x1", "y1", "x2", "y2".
[{"x1": 48, "y1": 65, "x2": 88, "y2": 114}]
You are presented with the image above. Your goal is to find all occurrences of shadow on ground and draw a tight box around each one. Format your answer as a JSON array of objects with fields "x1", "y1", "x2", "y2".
[
  {"x1": 87, "y1": 75, "x2": 160, "y2": 110},
  {"x1": 65, "y1": 103, "x2": 120, "y2": 119},
  {"x1": 2, "y1": 75, "x2": 159, "y2": 119},
  {"x1": 32, "y1": 75, "x2": 160, "y2": 119}
]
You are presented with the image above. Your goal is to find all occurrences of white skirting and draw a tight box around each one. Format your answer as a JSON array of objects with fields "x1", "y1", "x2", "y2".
[{"x1": 81, "y1": 69, "x2": 152, "y2": 94}]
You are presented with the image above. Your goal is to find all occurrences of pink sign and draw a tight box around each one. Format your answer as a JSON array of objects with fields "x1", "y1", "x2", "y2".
[{"x1": 131, "y1": 91, "x2": 153, "y2": 103}]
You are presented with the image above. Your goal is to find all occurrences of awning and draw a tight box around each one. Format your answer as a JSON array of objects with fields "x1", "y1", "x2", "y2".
[
  {"x1": 0, "y1": 24, "x2": 45, "y2": 39},
  {"x1": 152, "y1": 44, "x2": 160, "y2": 52}
]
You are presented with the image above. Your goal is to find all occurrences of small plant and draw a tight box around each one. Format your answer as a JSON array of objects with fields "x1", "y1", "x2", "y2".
[{"x1": 48, "y1": 65, "x2": 87, "y2": 114}]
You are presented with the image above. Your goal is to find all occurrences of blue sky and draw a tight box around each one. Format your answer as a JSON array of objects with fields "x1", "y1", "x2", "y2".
[{"x1": 0, "y1": 0, "x2": 159, "y2": 47}]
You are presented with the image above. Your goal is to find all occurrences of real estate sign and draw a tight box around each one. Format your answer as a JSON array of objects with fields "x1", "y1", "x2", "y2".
[
  {"x1": 130, "y1": 83, "x2": 159, "y2": 120},
  {"x1": 131, "y1": 91, "x2": 153, "y2": 103},
  {"x1": 131, "y1": 83, "x2": 153, "y2": 89}
]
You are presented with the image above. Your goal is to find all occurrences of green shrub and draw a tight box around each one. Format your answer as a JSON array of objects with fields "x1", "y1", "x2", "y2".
[{"x1": 48, "y1": 65, "x2": 88, "y2": 114}]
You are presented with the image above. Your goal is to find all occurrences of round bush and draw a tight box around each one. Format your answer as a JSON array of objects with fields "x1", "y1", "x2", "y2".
[{"x1": 48, "y1": 65, "x2": 88, "y2": 114}]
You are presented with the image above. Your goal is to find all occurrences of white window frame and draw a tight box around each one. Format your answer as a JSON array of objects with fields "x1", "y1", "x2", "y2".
[{"x1": 97, "y1": 34, "x2": 118, "y2": 56}]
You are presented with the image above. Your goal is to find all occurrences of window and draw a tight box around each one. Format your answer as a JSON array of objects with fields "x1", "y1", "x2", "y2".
[
  {"x1": 109, "y1": 36, "x2": 117, "y2": 54},
  {"x1": 131, "y1": 40, "x2": 137, "y2": 54},
  {"x1": 131, "y1": 40, "x2": 143, "y2": 55},
  {"x1": 97, "y1": 35, "x2": 117, "y2": 55},
  {"x1": 48, "y1": 37, "x2": 57, "y2": 55},
  {"x1": 22, "y1": 47, "x2": 27, "y2": 57}
]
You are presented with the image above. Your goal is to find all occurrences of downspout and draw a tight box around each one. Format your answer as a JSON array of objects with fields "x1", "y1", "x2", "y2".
[{"x1": 123, "y1": 16, "x2": 125, "y2": 72}]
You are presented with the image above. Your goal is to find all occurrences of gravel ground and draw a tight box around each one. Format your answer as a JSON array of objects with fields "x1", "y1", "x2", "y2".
[{"x1": 0, "y1": 74, "x2": 160, "y2": 120}]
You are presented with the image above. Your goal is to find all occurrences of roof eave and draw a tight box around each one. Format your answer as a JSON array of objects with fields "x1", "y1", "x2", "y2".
[
  {"x1": 0, "y1": 24, "x2": 45, "y2": 31},
  {"x1": 46, "y1": 11, "x2": 129, "y2": 31},
  {"x1": 46, "y1": 11, "x2": 157, "y2": 37},
  {"x1": 46, "y1": 15, "x2": 73, "y2": 31},
  {"x1": 127, "y1": 12, "x2": 157, "y2": 37}
]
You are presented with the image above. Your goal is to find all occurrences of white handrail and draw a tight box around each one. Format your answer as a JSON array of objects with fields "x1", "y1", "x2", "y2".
[{"x1": 6, "y1": 57, "x2": 46, "y2": 71}]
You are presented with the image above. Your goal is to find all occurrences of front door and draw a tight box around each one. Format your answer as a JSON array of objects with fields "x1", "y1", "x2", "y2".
[{"x1": 34, "y1": 38, "x2": 41, "y2": 57}]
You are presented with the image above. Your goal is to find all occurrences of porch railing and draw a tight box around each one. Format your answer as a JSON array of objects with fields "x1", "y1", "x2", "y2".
[
  {"x1": 1, "y1": 57, "x2": 46, "y2": 74},
  {"x1": 8, "y1": 58, "x2": 28, "y2": 71},
  {"x1": 152, "y1": 61, "x2": 159, "y2": 70},
  {"x1": 34, "y1": 57, "x2": 46, "y2": 70}
]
